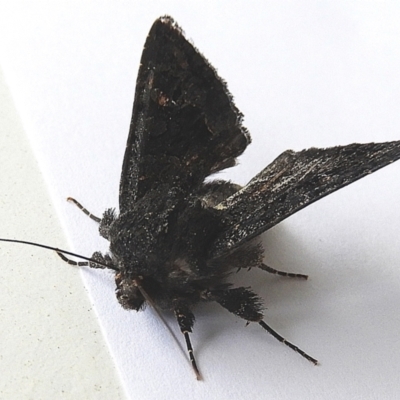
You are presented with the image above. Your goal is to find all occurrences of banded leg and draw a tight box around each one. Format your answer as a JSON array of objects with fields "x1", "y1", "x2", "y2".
[
  {"x1": 210, "y1": 287, "x2": 317, "y2": 365},
  {"x1": 259, "y1": 320, "x2": 318, "y2": 365},
  {"x1": 259, "y1": 263, "x2": 308, "y2": 279},
  {"x1": 57, "y1": 252, "x2": 89, "y2": 266},
  {"x1": 57, "y1": 251, "x2": 115, "y2": 270},
  {"x1": 67, "y1": 197, "x2": 101, "y2": 223},
  {"x1": 174, "y1": 307, "x2": 201, "y2": 380}
]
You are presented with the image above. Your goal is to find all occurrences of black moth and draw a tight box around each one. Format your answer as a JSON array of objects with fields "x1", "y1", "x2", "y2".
[{"x1": 3, "y1": 16, "x2": 400, "y2": 379}]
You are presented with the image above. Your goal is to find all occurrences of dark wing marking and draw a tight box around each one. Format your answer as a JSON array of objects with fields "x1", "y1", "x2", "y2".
[
  {"x1": 210, "y1": 141, "x2": 400, "y2": 258},
  {"x1": 119, "y1": 16, "x2": 250, "y2": 213}
]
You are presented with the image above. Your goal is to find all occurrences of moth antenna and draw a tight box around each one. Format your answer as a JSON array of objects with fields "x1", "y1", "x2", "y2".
[
  {"x1": 133, "y1": 279, "x2": 202, "y2": 380},
  {"x1": 0, "y1": 238, "x2": 117, "y2": 271}
]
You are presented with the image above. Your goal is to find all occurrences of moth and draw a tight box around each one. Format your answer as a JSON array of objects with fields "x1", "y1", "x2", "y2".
[{"x1": 2, "y1": 16, "x2": 400, "y2": 380}]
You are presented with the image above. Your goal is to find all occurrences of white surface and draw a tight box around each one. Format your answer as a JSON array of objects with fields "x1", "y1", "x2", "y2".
[
  {"x1": 0, "y1": 70, "x2": 125, "y2": 398},
  {"x1": 1, "y1": 2, "x2": 400, "y2": 399}
]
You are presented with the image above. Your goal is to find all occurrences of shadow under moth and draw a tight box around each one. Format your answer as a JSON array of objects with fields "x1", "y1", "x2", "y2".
[{"x1": 2, "y1": 16, "x2": 400, "y2": 379}]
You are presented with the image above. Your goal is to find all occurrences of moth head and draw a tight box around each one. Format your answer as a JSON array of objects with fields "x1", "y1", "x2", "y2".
[{"x1": 115, "y1": 272, "x2": 145, "y2": 311}]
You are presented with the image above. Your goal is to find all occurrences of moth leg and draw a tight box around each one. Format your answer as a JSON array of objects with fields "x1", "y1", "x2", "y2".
[
  {"x1": 56, "y1": 252, "x2": 89, "y2": 266},
  {"x1": 67, "y1": 197, "x2": 101, "y2": 223},
  {"x1": 259, "y1": 263, "x2": 308, "y2": 279},
  {"x1": 174, "y1": 307, "x2": 201, "y2": 380},
  {"x1": 57, "y1": 251, "x2": 115, "y2": 270},
  {"x1": 209, "y1": 287, "x2": 318, "y2": 365},
  {"x1": 258, "y1": 320, "x2": 318, "y2": 365}
]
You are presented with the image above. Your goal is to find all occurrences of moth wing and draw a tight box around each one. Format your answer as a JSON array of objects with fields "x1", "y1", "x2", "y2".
[
  {"x1": 210, "y1": 141, "x2": 400, "y2": 258},
  {"x1": 119, "y1": 16, "x2": 250, "y2": 213}
]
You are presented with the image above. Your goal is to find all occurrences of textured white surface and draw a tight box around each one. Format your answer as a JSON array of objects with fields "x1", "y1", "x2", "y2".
[
  {"x1": 0, "y1": 70, "x2": 125, "y2": 398},
  {"x1": 1, "y1": 2, "x2": 400, "y2": 399}
]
